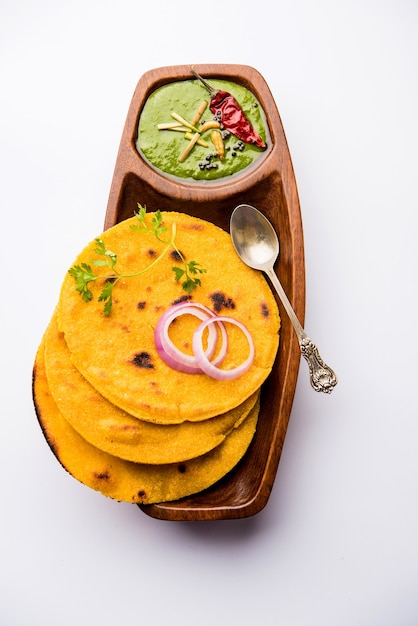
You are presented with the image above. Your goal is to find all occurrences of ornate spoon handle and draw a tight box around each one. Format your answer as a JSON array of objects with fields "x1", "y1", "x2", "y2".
[
  {"x1": 265, "y1": 268, "x2": 337, "y2": 394},
  {"x1": 299, "y1": 337, "x2": 337, "y2": 393}
]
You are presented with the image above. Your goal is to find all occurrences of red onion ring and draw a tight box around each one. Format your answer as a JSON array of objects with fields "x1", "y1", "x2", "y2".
[
  {"x1": 192, "y1": 315, "x2": 255, "y2": 381},
  {"x1": 154, "y1": 302, "x2": 227, "y2": 374}
]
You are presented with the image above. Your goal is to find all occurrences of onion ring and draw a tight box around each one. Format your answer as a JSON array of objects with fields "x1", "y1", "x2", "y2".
[
  {"x1": 192, "y1": 315, "x2": 255, "y2": 381},
  {"x1": 154, "y1": 302, "x2": 227, "y2": 374}
]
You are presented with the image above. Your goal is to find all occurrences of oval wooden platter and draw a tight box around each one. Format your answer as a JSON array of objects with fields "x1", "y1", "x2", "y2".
[{"x1": 104, "y1": 64, "x2": 305, "y2": 521}]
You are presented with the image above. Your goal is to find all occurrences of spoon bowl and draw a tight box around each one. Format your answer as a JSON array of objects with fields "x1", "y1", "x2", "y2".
[{"x1": 230, "y1": 202, "x2": 279, "y2": 270}]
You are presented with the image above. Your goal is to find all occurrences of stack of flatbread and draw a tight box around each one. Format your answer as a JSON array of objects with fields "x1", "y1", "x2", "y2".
[{"x1": 33, "y1": 212, "x2": 280, "y2": 504}]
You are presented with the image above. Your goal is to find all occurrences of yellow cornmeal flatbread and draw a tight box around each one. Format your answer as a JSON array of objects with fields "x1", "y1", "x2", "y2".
[
  {"x1": 33, "y1": 340, "x2": 259, "y2": 505},
  {"x1": 58, "y1": 211, "x2": 280, "y2": 424},
  {"x1": 44, "y1": 312, "x2": 258, "y2": 464}
]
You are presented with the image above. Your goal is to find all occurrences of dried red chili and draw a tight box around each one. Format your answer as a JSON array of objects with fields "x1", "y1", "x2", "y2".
[{"x1": 191, "y1": 68, "x2": 267, "y2": 149}]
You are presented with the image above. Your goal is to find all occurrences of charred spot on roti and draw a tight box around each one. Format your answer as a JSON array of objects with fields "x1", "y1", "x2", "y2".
[
  {"x1": 147, "y1": 249, "x2": 157, "y2": 257},
  {"x1": 137, "y1": 490, "x2": 147, "y2": 502},
  {"x1": 170, "y1": 249, "x2": 182, "y2": 262},
  {"x1": 104, "y1": 275, "x2": 117, "y2": 284},
  {"x1": 137, "y1": 301, "x2": 146, "y2": 310},
  {"x1": 209, "y1": 291, "x2": 235, "y2": 313},
  {"x1": 132, "y1": 352, "x2": 154, "y2": 369},
  {"x1": 175, "y1": 295, "x2": 192, "y2": 305},
  {"x1": 94, "y1": 470, "x2": 110, "y2": 481},
  {"x1": 172, "y1": 294, "x2": 192, "y2": 306},
  {"x1": 261, "y1": 302, "x2": 270, "y2": 318},
  {"x1": 184, "y1": 222, "x2": 204, "y2": 231}
]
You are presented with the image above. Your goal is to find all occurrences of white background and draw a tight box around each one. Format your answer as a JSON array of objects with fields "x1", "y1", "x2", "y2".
[{"x1": 1, "y1": 1, "x2": 417, "y2": 624}]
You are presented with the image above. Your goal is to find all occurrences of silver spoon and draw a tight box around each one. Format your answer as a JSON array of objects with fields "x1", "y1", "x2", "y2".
[{"x1": 230, "y1": 203, "x2": 337, "y2": 394}]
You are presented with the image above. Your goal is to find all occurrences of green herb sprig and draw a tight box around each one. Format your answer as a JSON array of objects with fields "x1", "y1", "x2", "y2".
[{"x1": 68, "y1": 205, "x2": 206, "y2": 316}]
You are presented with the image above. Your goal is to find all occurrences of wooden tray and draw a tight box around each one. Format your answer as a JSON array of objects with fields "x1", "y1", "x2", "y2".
[{"x1": 104, "y1": 64, "x2": 305, "y2": 521}]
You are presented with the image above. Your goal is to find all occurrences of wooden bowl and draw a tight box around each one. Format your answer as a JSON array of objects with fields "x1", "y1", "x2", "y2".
[{"x1": 104, "y1": 64, "x2": 305, "y2": 521}]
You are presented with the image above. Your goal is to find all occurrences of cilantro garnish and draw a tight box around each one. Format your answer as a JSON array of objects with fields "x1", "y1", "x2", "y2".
[{"x1": 68, "y1": 204, "x2": 206, "y2": 316}]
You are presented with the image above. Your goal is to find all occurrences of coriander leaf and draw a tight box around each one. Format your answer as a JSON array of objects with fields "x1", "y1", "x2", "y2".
[
  {"x1": 182, "y1": 277, "x2": 201, "y2": 293},
  {"x1": 130, "y1": 207, "x2": 152, "y2": 233},
  {"x1": 92, "y1": 238, "x2": 117, "y2": 269},
  {"x1": 68, "y1": 263, "x2": 96, "y2": 302},
  {"x1": 94, "y1": 238, "x2": 107, "y2": 255},
  {"x1": 103, "y1": 297, "x2": 113, "y2": 317},
  {"x1": 131, "y1": 205, "x2": 167, "y2": 240},
  {"x1": 137, "y1": 204, "x2": 147, "y2": 222},
  {"x1": 98, "y1": 280, "x2": 115, "y2": 302},
  {"x1": 172, "y1": 266, "x2": 185, "y2": 282},
  {"x1": 151, "y1": 210, "x2": 167, "y2": 237},
  {"x1": 98, "y1": 281, "x2": 115, "y2": 316},
  {"x1": 187, "y1": 260, "x2": 206, "y2": 276}
]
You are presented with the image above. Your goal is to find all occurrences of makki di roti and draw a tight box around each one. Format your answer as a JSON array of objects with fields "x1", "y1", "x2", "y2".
[
  {"x1": 33, "y1": 338, "x2": 260, "y2": 505},
  {"x1": 58, "y1": 211, "x2": 280, "y2": 424},
  {"x1": 33, "y1": 208, "x2": 280, "y2": 504},
  {"x1": 44, "y1": 312, "x2": 259, "y2": 464}
]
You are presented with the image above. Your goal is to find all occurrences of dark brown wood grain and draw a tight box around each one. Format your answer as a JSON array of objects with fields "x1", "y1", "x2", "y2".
[{"x1": 104, "y1": 64, "x2": 305, "y2": 521}]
